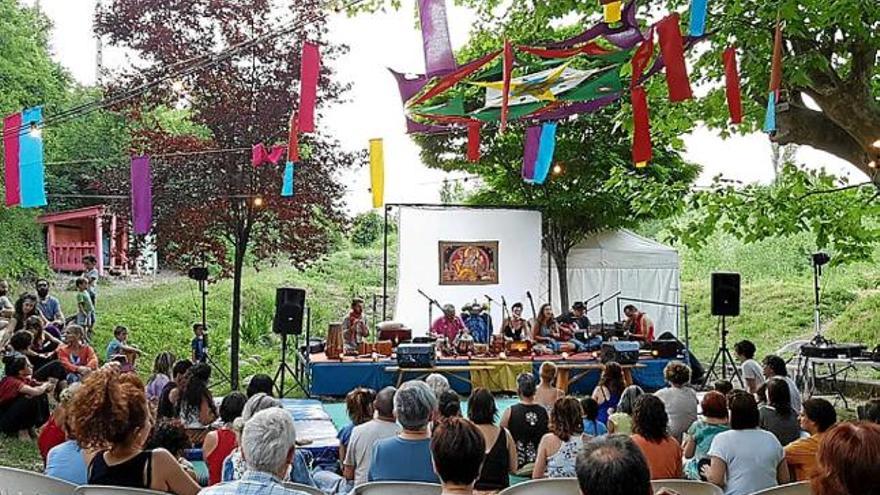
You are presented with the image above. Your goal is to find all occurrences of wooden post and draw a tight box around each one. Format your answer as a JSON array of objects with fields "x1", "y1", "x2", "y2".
[
  {"x1": 46, "y1": 223, "x2": 56, "y2": 270},
  {"x1": 109, "y1": 214, "x2": 117, "y2": 268},
  {"x1": 94, "y1": 214, "x2": 104, "y2": 276}
]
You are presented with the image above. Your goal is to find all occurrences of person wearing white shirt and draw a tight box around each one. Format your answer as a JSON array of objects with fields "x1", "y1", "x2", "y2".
[
  {"x1": 734, "y1": 340, "x2": 765, "y2": 394},
  {"x1": 762, "y1": 355, "x2": 802, "y2": 412},
  {"x1": 343, "y1": 386, "x2": 401, "y2": 487}
]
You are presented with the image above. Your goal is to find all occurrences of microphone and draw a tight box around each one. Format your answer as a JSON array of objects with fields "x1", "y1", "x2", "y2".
[{"x1": 484, "y1": 294, "x2": 495, "y2": 303}]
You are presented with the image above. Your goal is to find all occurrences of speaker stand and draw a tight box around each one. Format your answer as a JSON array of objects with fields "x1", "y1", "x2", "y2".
[
  {"x1": 274, "y1": 307, "x2": 310, "y2": 398},
  {"x1": 702, "y1": 316, "x2": 742, "y2": 388}
]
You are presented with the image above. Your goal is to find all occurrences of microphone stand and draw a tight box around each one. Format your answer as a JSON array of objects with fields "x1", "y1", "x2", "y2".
[
  {"x1": 417, "y1": 289, "x2": 444, "y2": 332},
  {"x1": 587, "y1": 291, "x2": 621, "y2": 329}
]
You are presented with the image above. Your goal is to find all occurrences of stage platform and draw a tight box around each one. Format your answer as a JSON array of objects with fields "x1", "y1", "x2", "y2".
[{"x1": 308, "y1": 353, "x2": 670, "y2": 397}]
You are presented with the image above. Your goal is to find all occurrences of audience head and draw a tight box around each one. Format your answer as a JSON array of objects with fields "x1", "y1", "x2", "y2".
[
  {"x1": 63, "y1": 325, "x2": 85, "y2": 346},
  {"x1": 632, "y1": 395, "x2": 668, "y2": 442},
  {"x1": 346, "y1": 387, "x2": 376, "y2": 425},
  {"x1": 599, "y1": 362, "x2": 625, "y2": 395},
  {"x1": 24, "y1": 315, "x2": 42, "y2": 333},
  {"x1": 801, "y1": 398, "x2": 837, "y2": 434},
  {"x1": 734, "y1": 339, "x2": 756, "y2": 360},
  {"x1": 181, "y1": 363, "x2": 212, "y2": 408},
  {"x1": 858, "y1": 398, "x2": 880, "y2": 424},
  {"x1": 9, "y1": 330, "x2": 33, "y2": 352},
  {"x1": 35, "y1": 278, "x2": 49, "y2": 297},
  {"x1": 82, "y1": 255, "x2": 96, "y2": 268},
  {"x1": 516, "y1": 373, "x2": 537, "y2": 399},
  {"x1": 701, "y1": 391, "x2": 728, "y2": 420},
  {"x1": 241, "y1": 408, "x2": 297, "y2": 479},
  {"x1": 75, "y1": 276, "x2": 89, "y2": 291},
  {"x1": 394, "y1": 380, "x2": 438, "y2": 432},
  {"x1": 425, "y1": 373, "x2": 451, "y2": 399},
  {"x1": 762, "y1": 354, "x2": 787, "y2": 377},
  {"x1": 540, "y1": 361, "x2": 557, "y2": 383},
  {"x1": 617, "y1": 385, "x2": 645, "y2": 415},
  {"x1": 3, "y1": 353, "x2": 31, "y2": 379},
  {"x1": 146, "y1": 418, "x2": 190, "y2": 457},
  {"x1": 69, "y1": 368, "x2": 150, "y2": 450},
  {"x1": 172, "y1": 359, "x2": 193, "y2": 382},
  {"x1": 467, "y1": 388, "x2": 497, "y2": 425},
  {"x1": 0, "y1": 279, "x2": 8, "y2": 295},
  {"x1": 431, "y1": 417, "x2": 485, "y2": 489},
  {"x1": 246, "y1": 374, "x2": 275, "y2": 398},
  {"x1": 664, "y1": 360, "x2": 691, "y2": 387},
  {"x1": 374, "y1": 386, "x2": 396, "y2": 419},
  {"x1": 438, "y1": 390, "x2": 461, "y2": 418},
  {"x1": 576, "y1": 434, "x2": 651, "y2": 495},
  {"x1": 234, "y1": 392, "x2": 281, "y2": 431},
  {"x1": 581, "y1": 397, "x2": 600, "y2": 422},
  {"x1": 713, "y1": 380, "x2": 733, "y2": 396},
  {"x1": 14, "y1": 293, "x2": 38, "y2": 318},
  {"x1": 728, "y1": 390, "x2": 760, "y2": 430},
  {"x1": 219, "y1": 391, "x2": 248, "y2": 424},
  {"x1": 57, "y1": 383, "x2": 82, "y2": 435},
  {"x1": 766, "y1": 377, "x2": 793, "y2": 415},
  {"x1": 551, "y1": 396, "x2": 584, "y2": 441},
  {"x1": 151, "y1": 351, "x2": 175, "y2": 378},
  {"x1": 812, "y1": 422, "x2": 880, "y2": 495}
]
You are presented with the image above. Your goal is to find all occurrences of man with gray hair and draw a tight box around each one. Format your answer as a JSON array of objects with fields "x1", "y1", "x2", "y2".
[
  {"x1": 575, "y1": 434, "x2": 678, "y2": 495},
  {"x1": 368, "y1": 380, "x2": 439, "y2": 483},
  {"x1": 343, "y1": 386, "x2": 401, "y2": 487},
  {"x1": 202, "y1": 408, "x2": 308, "y2": 495}
]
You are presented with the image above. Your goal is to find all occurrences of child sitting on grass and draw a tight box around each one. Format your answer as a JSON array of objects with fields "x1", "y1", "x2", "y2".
[
  {"x1": 74, "y1": 277, "x2": 95, "y2": 341},
  {"x1": 105, "y1": 325, "x2": 142, "y2": 370}
]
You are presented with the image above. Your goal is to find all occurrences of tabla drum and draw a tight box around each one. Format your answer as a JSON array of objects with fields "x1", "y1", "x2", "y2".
[
  {"x1": 326, "y1": 322, "x2": 343, "y2": 359},
  {"x1": 456, "y1": 334, "x2": 475, "y2": 355},
  {"x1": 358, "y1": 342, "x2": 375, "y2": 355},
  {"x1": 474, "y1": 343, "x2": 489, "y2": 356},
  {"x1": 376, "y1": 340, "x2": 393, "y2": 356},
  {"x1": 491, "y1": 334, "x2": 505, "y2": 354}
]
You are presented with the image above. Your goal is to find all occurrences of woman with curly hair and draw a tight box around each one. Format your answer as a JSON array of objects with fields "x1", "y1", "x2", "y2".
[
  {"x1": 592, "y1": 361, "x2": 625, "y2": 425},
  {"x1": 533, "y1": 396, "x2": 586, "y2": 479},
  {"x1": 68, "y1": 367, "x2": 199, "y2": 494},
  {"x1": 338, "y1": 388, "x2": 376, "y2": 464},
  {"x1": 811, "y1": 422, "x2": 880, "y2": 495},
  {"x1": 631, "y1": 394, "x2": 683, "y2": 479}
]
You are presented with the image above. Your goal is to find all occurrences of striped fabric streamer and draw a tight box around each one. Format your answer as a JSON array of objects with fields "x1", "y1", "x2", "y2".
[
  {"x1": 4, "y1": 106, "x2": 46, "y2": 208},
  {"x1": 521, "y1": 125, "x2": 542, "y2": 181},
  {"x1": 522, "y1": 123, "x2": 558, "y2": 184}
]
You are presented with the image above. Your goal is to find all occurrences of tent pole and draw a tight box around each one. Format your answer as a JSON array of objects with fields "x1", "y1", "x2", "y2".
[{"x1": 547, "y1": 249, "x2": 552, "y2": 306}]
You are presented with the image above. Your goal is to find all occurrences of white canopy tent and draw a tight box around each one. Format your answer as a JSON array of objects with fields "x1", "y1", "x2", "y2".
[{"x1": 541, "y1": 229, "x2": 682, "y2": 336}]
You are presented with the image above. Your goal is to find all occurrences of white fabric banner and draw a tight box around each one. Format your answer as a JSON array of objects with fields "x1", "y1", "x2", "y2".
[{"x1": 394, "y1": 206, "x2": 543, "y2": 335}]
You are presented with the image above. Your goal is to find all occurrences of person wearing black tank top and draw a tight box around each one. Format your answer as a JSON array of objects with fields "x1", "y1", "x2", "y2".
[
  {"x1": 500, "y1": 373, "x2": 549, "y2": 471},
  {"x1": 69, "y1": 367, "x2": 200, "y2": 495},
  {"x1": 468, "y1": 388, "x2": 517, "y2": 491}
]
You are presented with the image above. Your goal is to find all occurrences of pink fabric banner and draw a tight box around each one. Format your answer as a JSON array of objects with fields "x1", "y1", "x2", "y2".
[
  {"x1": 418, "y1": 0, "x2": 457, "y2": 77},
  {"x1": 299, "y1": 42, "x2": 321, "y2": 133},
  {"x1": 3, "y1": 112, "x2": 21, "y2": 207},
  {"x1": 130, "y1": 155, "x2": 152, "y2": 235}
]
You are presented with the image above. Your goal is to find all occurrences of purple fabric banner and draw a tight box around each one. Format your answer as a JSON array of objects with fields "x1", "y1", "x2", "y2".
[
  {"x1": 418, "y1": 0, "x2": 457, "y2": 77},
  {"x1": 389, "y1": 68, "x2": 453, "y2": 134},
  {"x1": 130, "y1": 155, "x2": 152, "y2": 235},
  {"x1": 546, "y1": 1, "x2": 643, "y2": 49},
  {"x1": 522, "y1": 126, "x2": 542, "y2": 181}
]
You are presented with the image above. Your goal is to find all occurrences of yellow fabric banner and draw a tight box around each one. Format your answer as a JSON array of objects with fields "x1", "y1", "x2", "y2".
[
  {"x1": 470, "y1": 361, "x2": 533, "y2": 392},
  {"x1": 369, "y1": 138, "x2": 384, "y2": 208}
]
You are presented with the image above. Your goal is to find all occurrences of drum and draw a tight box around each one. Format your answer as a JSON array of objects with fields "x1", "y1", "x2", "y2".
[
  {"x1": 376, "y1": 340, "x2": 393, "y2": 356},
  {"x1": 456, "y1": 334, "x2": 475, "y2": 355},
  {"x1": 491, "y1": 334, "x2": 505, "y2": 355},
  {"x1": 358, "y1": 342, "x2": 375, "y2": 355},
  {"x1": 507, "y1": 340, "x2": 532, "y2": 356},
  {"x1": 474, "y1": 343, "x2": 489, "y2": 356},
  {"x1": 326, "y1": 322, "x2": 343, "y2": 359}
]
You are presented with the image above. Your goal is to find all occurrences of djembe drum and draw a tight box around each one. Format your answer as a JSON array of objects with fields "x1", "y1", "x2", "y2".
[{"x1": 326, "y1": 323, "x2": 343, "y2": 359}]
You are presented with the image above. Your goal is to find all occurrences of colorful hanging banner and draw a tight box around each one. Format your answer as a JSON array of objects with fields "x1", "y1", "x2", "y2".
[
  {"x1": 688, "y1": 0, "x2": 708, "y2": 36},
  {"x1": 631, "y1": 86, "x2": 652, "y2": 167},
  {"x1": 288, "y1": 113, "x2": 300, "y2": 162},
  {"x1": 601, "y1": 0, "x2": 622, "y2": 24},
  {"x1": 4, "y1": 106, "x2": 46, "y2": 208},
  {"x1": 657, "y1": 14, "x2": 693, "y2": 102},
  {"x1": 130, "y1": 155, "x2": 152, "y2": 235},
  {"x1": 630, "y1": 27, "x2": 655, "y2": 88},
  {"x1": 407, "y1": 50, "x2": 502, "y2": 107},
  {"x1": 768, "y1": 18, "x2": 783, "y2": 93},
  {"x1": 522, "y1": 125, "x2": 542, "y2": 181},
  {"x1": 763, "y1": 92, "x2": 777, "y2": 133},
  {"x1": 467, "y1": 122, "x2": 481, "y2": 162},
  {"x1": 282, "y1": 162, "x2": 295, "y2": 197},
  {"x1": 723, "y1": 46, "x2": 743, "y2": 124},
  {"x1": 251, "y1": 143, "x2": 285, "y2": 167},
  {"x1": 533, "y1": 122, "x2": 558, "y2": 184},
  {"x1": 500, "y1": 39, "x2": 514, "y2": 132},
  {"x1": 298, "y1": 42, "x2": 321, "y2": 134},
  {"x1": 418, "y1": 0, "x2": 457, "y2": 77},
  {"x1": 369, "y1": 139, "x2": 384, "y2": 208}
]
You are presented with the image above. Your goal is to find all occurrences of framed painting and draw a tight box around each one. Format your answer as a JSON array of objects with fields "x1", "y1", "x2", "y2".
[{"x1": 439, "y1": 241, "x2": 499, "y2": 285}]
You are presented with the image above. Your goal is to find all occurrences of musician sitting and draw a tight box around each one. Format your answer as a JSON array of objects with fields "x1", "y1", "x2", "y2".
[
  {"x1": 532, "y1": 303, "x2": 586, "y2": 354},
  {"x1": 461, "y1": 302, "x2": 491, "y2": 344},
  {"x1": 623, "y1": 304, "x2": 655, "y2": 343},
  {"x1": 557, "y1": 301, "x2": 591, "y2": 330},
  {"x1": 558, "y1": 301, "x2": 603, "y2": 351},
  {"x1": 501, "y1": 302, "x2": 529, "y2": 341},
  {"x1": 431, "y1": 304, "x2": 467, "y2": 341},
  {"x1": 343, "y1": 298, "x2": 369, "y2": 353}
]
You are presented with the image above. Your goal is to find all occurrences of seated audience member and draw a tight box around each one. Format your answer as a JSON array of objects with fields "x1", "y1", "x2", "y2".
[
  {"x1": 576, "y1": 435, "x2": 652, "y2": 495},
  {"x1": 683, "y1": 391, "x2": 729, "y2": 480},
  {"x1": 344, "y1": 386, "x2": 400, "y2": 487},
  {"x1": 759, "y1": 377, "x2": 800, "y2": 446},
  {"x1": 45, "y1": 386, "x2": 87, "y2": 484},
  {"x1": 202, "y1": 408, "x2": 304, "y2": 495},
  {"x1": 438, "y1": 390, "x2": 461, "y2": 419},
  {"x1": 5, "y1": 293, "x2": 41, "y2": 336},
  {"x1": 533, "y1": 397, "x2": 586, "y2": 479},
  {"x1": 69, "y1": 368, "x2": 199, "y2": 495},
  {"x1": 426, "y1": 372, "x2": 451, "y2": 399},
  {"x1": 25, "y1": 315, "x2": 63, "y2": 356},
  {"x1": 9, "y1": 330, "x2": 66, "y2": 385},
  {"x1": 38, "y1": 382, "x2": 82, "y2": 463},
  {"x1": 204, "y1": 392, "x2": 247, "y2": 486},
  {"x1": 654, "y1": 360, "x2": 698, "y2": 443},
  {"x1": 57, "y1": 325, "x2": 98, "y2": 383},
  {"x1": 784, "y1": 398, "x2": 836, "y2": 482},
  {"x1": 431, "y1": 417, "x2": 486, "y2": 495},
  {"x1": 607, "y1": 385, "x2": 644, "y2": 435},
  {"x1": 147, "y1": 352, "x2": 176, "y2": 403},
  {"x1": 368, "y1": 380, "x2": 440, "y2": 483},
  {"x1": 147, "y1": 418, "x2": 199, "y2": 482},
  {"x1": 812, "y1": 421, "x2": 880, "y2": 495},
  {"x1": 631, "y1": 394, "x2": 683, "y2": 480},
  {"x1": 859, "y1": 397, "x2": 880, "y2": 423},
  {"x1": 734, "y1": 340, "x2": 764, "y2": 394},
  {"x1": 501, "y1": 302, "x2": 529, "y2": 341},
  {"x1": 338, "y1": 387, "x2": 376, "y2": 463},
  {"x1": 500, "y1": 373, "x2": 549, "y2": 471},
  {"x1": 177, "y1": 363, "x2": 218, "y2": 440},
  {"x1": 158, "y1": 359, "x2": 193, "y2": 418},
  {"x1": 581, "y1": 397, "x2": 608, "y2": 437},
  {"x1": 105, "y1": 325, "x2": 142, "y2": 366},
  {"x1": 762, "y1": 355, "x2": 802, "y2": 412},
  {"x1": 705, "y1": 391, "x2": 788, "y2": 495},
  {"x1": 0, "y1": 353, "x2": 52, "y2": 439},
  {"x1": 592, "y1": 362, "x2": 624, "y2": 425},
  {"x1": 35, "y1": 278, "x2": 65, "y2": 329},
  {"x1": 468, "y1": 388, "x2": 516, "y2": 492},
  {"x1": 245, "y1": 373, "x2": 275, "y2": 398},
  {"x1": 713, "y1": 380, "x2": 733, "y2": 396},
  {"x1": 535, "y1": 361, "x2": 564, "y2": 412}
]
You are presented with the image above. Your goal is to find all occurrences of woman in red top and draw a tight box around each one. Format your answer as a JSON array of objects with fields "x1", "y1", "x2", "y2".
[
  {"x1": 202, "y1": 391, "x2": 247, "y2": 485},
  {"x1": 0, "y1": 354, "x2": 52, "y2": 439}
]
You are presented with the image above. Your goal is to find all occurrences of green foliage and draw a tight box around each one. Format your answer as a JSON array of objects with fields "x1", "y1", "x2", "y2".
[
  {"x1": 350, "y1": 211, "x2": 384, "y2": 247},
  {"x1": 0, "y1": 208, "x2": 50, "y2": 280}
]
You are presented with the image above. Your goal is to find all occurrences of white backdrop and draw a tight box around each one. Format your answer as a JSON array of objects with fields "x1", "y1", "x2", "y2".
[{"x1": 394, "y1": 206, "x2": 543, "y2": 335}]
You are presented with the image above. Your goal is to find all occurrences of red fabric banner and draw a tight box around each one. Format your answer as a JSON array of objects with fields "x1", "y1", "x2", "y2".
[
  {"x1": 723, "y1": 46, "x2": 743, "y2": 124},
  {"x1": 516, "y1": 43, "x2": 611, "y2": 59},
  {"x1": 769, "y1": 19, "x2": 783, "y2": 93},
  {"x1": 631, "y1": 86, "x2": 652, "y2": 165},
  {"x1": 288, "y1": 113, "x2": 299, "y2": 162},
  {"x1": 408, "y1": 50, "x2": 502, "y2": 107},
  {"x1": 298, "y1": 42, "x2": 321, "y2": 133},
  {"x1": 656, "y1": 14, "x2": 693, "y2": 102},
  {"x1": 3, "y1": 112, "x2": 21, "y2": 207},
  {"x1": 467, "y1": 121, "x2": 481, "y2": 162},
  {"x1": 501, "y1": 40, "x2": 513, "y2": 132},
  {"x1": 630, "y1": 27, "x2": 654, "y2": 88}
]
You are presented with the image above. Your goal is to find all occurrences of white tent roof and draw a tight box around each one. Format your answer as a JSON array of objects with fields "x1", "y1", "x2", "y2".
[{"x1": 565, "y1": 229, "x2": 679, "y2": 269}]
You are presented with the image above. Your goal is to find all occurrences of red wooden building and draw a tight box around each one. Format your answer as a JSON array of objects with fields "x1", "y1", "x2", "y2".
[{"x1": 37, "y1": 205, "x2": 128, "y2": 276}]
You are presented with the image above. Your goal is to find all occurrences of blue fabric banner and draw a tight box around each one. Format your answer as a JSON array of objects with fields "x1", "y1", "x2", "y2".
[
  {"x1": 763, "y1": 91, "x2": 777, "y2": 133},
  {"x1": 688, "y1": 0, "x2": 708, "y2": 36},
  {"x1": 19, "y1": 106, "x2": 46, "y2": 208},
  {"x1": 533, "y1": 122, "x2": 558, "y2": 185},
  {"x1": 282, "y1": 161, "x2": 295, "y2": 197}
]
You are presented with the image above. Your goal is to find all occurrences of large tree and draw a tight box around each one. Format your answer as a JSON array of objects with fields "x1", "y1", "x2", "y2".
[{"x1": 96, "y1": 0, "x2": 359, "y2": 388}]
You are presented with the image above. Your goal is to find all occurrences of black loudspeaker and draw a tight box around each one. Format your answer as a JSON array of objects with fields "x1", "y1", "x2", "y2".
[
  {"x1": 273, "y1": 288, "x2": 306, "y2": 335},
  {"x1": 711, "y1": 272, "x2": 741, "y2": 317},
  {"x1": 187, "y1": 267, "x2": 209, "y2": 281}
]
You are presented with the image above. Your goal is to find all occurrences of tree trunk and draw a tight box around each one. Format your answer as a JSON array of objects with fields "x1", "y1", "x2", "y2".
[
  {"x1": 551, "y1": 249, "x2": 570, "y2": 311},
  {"x1": 230, "y1": 238, "x2": 246, "y2": 390}
]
